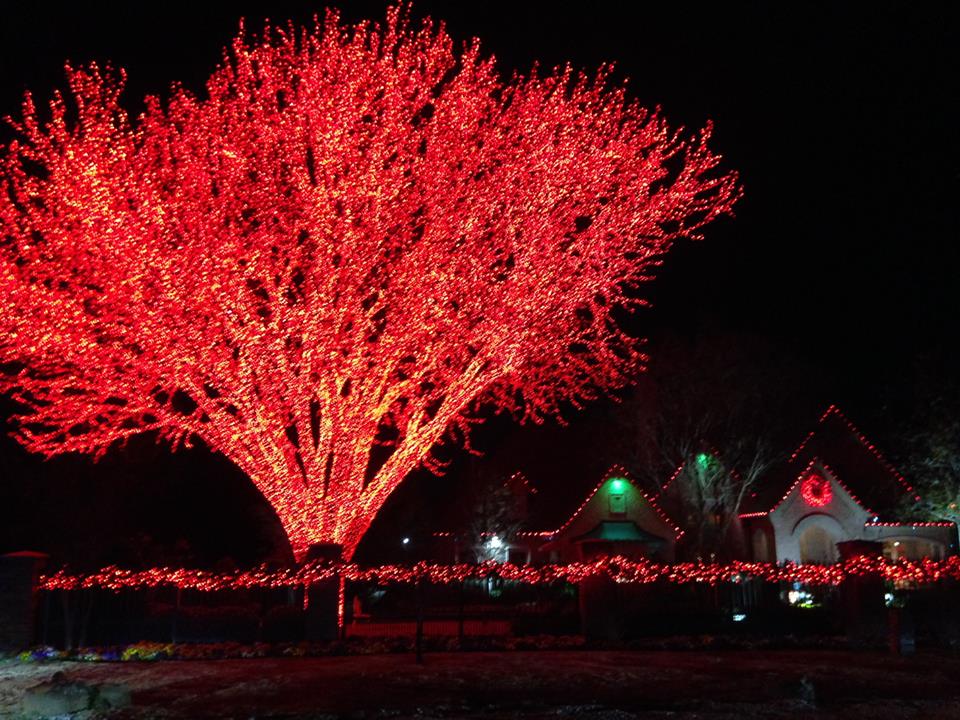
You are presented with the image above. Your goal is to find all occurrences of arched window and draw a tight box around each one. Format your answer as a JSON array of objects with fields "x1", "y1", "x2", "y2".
[
  {"x1": 799, "y1": 525, "x2": 837, "y2": 564},
  {"x1": 752, "y1": 528, "x2": 770, "y2": 562}
]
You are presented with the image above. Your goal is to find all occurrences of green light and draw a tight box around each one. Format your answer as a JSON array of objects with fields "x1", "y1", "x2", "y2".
[
  {"x1": 609, "y1": 478, "x2": 627, "y2": 493},
  {"x1": 695, "y1": 453, "x2": 710, "y2": 469}
]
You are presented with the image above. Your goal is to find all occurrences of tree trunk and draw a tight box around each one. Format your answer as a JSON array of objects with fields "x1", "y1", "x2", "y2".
[
  {"x1": 78, "y1": 589, "x2": 95, "y2": 648},
  {"x1": 457, "y1": 580, "x2": 465, "y2": 648},
  {"x1": 303, "y1": 543, "x2": 343, "y2": 642},
  {"x1": 415, "y1": 578, "x2": 425, "y2": 664},
  {"x1": 171, "y1": 587, "x2": 181, "y2": 644},
  {"x1": 60, "y1": 591, "x2": 73, "y2": 651}
]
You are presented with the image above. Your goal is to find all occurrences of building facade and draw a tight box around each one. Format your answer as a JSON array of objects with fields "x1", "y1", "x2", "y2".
[
  {"x1": 435, "y1": 468, "x2": 682, "y2": 565},
  {"x1": 738, "y1": 406, "x2": 954, "y2": 563},
  {"x1": 435, "y1": 405, "x2": 955, "y2": 566}
]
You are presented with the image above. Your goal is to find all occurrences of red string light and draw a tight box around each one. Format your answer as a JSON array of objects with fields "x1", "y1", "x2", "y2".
[
  {"x1": 0, "y1": 6, "x2": 739, "y2": 561},
  {"x1": 821, "y1": 405, "x2": 919, "y2": 498},
  {"x1": 816, "y1": 459, "x2": 879, "y2": 516},
  {"x1": 35, "y1": 555, "x2": 960, "y2": 592},
  {"x1": 864, "y1": 521, "x2": 955, "y2": 528},
  {"x1": 517, "y1": 465, "x2": 683, "y2": 540},
  {"x1": 789, "y1": 405, "x2": 917, "y2": 499},
  {"x1": 800, "y1": 471, "x2": 832, "y2": 507},
  {"x1": 788, "y1": 429, "x2": 819, "y2": 464},
  {"x1": 659, "y1": 460, "x2": 687, "y2": 493},
  {"x1": 741, "y1": 458, "x2": 879, "y2": 518}
]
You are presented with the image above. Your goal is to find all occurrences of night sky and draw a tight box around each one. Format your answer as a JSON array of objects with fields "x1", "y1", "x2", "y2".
[{"x1": 0, "y1": 2, "x2": 956, "y2": 564}]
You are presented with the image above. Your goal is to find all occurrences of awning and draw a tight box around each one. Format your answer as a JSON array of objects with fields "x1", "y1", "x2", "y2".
[{"x1": 572, "y1": 521, "x2": 666, "y2": 545}]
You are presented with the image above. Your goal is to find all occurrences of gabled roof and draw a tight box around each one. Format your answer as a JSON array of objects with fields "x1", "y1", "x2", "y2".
[
  {"x1": 739, "y1": 405, "x2": 916, "y2": 519},
  {"x1": 659, "y1": 448, "x2": 727, "y2": 495},
  {"x1": 507, "y1": 471, "x2": 537, "y2": 495},
  {"x1": 656, "y1": 449, "x2": 735, "y2": 524},
  {"x1": 519, "y1": 465, "x2": 684, "y2": 540},
  {"x1": 739, "y1": 457, "x2": 878, "y2": 519}
]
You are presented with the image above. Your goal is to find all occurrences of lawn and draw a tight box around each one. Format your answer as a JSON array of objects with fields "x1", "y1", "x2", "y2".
[{"x1": 3, "y1": 649, "x2": 960, "y2": 718}]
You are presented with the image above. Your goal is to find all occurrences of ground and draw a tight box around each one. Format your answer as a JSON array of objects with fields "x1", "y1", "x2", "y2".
[{"x1": 2, "y1": 650, "x2": 960, "y2": 719}]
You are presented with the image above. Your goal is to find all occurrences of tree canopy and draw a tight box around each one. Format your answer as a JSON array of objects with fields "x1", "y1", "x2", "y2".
[{"x1": 0, "y1": 6, "x2": 739, "y2": 558}]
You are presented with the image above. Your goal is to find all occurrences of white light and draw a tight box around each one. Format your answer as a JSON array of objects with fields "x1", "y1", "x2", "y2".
[
  {"x1": 487, "y1": 535, "x2": 503, "y2": 549},
  {"x1": 732, "y1": 613, "x2": 747, "y2": 622},
  {"x1": 402, "y1": 537, "x2": 410, "y2": 545},
  {"x1": 787, "y1": 589, "x2": 814, "y2": 607},
  {"x1": 894, "y1": 541, "x2": 900, "y2": 547}
]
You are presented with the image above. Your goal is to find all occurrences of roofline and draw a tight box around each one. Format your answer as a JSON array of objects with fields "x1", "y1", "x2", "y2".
[
  {"x1": 738, "y1": 457, "x2": 879, "y2": 518},
  {"x1": 660, "y1": 461, "x2": 687, "y2": 494},
  {"x1": 659, "y1": 447, "x2": 734, "y2": 495},
  {"x1": 789, "y1": 404, "x2": 919, "y2": 499},
  {"x1": 508, "y1": 471, "x2": 537, "y2": 495},
  {"x1": 864, "y1": 521, "x2": 955, "y2": 528},
  {"x1": 539, "y1": 464, "x2": 684, "y2": 540}
]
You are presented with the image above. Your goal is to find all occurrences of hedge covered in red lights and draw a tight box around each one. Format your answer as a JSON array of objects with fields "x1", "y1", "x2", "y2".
[{"x1": 37, "y1": 555, "x2": 960, "y2": 592}]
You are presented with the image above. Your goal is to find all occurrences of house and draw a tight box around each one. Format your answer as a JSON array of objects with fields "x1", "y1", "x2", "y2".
[
  {"x1": 435, "y1": 467, "x2": 682, "y2": 564},
  {"x1": 517, "y1": 467, "x2": 682, "y2": 563},
  {"x1": 434, "y1": 405, "x2": 955, "y2": 567},
  {"x1": 738, "y1": 405, "x2": 955, "y2": 563}
]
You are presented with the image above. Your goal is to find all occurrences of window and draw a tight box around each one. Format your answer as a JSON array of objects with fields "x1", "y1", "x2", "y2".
[
  {"x1": 752, "y1": 529, "x2": 770, "y2": 562},
  {"x1": 799, "y1": 525, "x2": 837, "y2": 564},
  {"x1": 609, "y1": 493, "x2": 625, "y2": 515}
]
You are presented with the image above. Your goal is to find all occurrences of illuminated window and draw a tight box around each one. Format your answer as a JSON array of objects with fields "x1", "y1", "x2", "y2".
[{"x1": 609, "y1": 493, "x2": 626, "y2": 515}]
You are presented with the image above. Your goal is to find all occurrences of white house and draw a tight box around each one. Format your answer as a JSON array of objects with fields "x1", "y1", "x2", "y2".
[{"x1": 739, "y1": 406, "x2": 954, "y2": 563}]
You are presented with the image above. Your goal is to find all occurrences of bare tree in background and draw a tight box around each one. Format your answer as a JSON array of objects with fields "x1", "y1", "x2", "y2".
[
  {"x1": 613, "y1": 333, "x2": 805, "y2": 560},
  {"x1": 655, "y1": 427, "x2": 778, "y2": 561},
  {"x1": 462, "y1": 463, "x2": 526, "y2": 563}
]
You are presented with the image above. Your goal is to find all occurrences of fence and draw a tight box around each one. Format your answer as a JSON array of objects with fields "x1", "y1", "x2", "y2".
[{"x1": 5, "y1": 554, "x2": 960, "y2": 652}]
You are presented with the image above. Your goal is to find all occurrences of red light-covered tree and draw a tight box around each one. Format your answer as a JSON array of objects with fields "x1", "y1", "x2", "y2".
[{"x1": 0, "y1": 7, "x2": 739, "y2": 560}]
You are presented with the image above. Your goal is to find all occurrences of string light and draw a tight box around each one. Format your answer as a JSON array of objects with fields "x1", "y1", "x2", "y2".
[
  {"x1": 0, "y1": 5, "x2": 739, "y2": 561},
  {"x1": 799, "y1": 471, "x2": 832, "y2": 507},
  {"x1": 517, "y1": 465, "x2": 684, "y2": 540},
  {"x1": 820, "y1": 405, "x2": 919, "y2": 498},
  {"x1": 658, "y1": 447, "x2": 727, "y2": 495},
  {"x1": 739, "y1": 458, "x2": 951, "y2": 538},
  {"x1": 508, "y1": 472, "x2": 537, "y2": 496},
  {"x1": 661, "y1": 462, "x2": 687, "y2": 492},
  {"x1": 789, "y1": 405, "x2": 917, "y2": 498},
  {"x1": 742, "y1": 459, "x2": 879, "y2": 518},
  {"x1": 36, "y1": 555, "x2": 960, "y2": 593},
  {"x1": 864, "y1": 522, "x2": 955, "y2": 528}
]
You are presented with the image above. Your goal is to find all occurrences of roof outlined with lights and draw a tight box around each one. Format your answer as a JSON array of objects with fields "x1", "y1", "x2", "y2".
[{"x1": 740, "y1": 405, "x2": 918, "y2": 520}]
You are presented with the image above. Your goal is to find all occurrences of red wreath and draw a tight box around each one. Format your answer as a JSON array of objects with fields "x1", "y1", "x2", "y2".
[{"x1": 800, "y1": 473, "x2": 832, "y2": 507}]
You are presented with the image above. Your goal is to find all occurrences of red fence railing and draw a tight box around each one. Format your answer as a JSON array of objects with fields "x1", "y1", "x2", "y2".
[{"x1": 37, "y1": 555, "x2": 960, "y2": 592}]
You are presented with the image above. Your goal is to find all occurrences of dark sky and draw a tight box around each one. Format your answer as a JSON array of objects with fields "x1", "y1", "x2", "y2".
[{"x1": 0, "y1": 2, "x2": 957, "y2": 563}]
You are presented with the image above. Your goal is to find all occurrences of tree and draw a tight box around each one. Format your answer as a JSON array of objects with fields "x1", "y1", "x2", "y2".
[
  {"x1": 463, "y1": 466, "x2": 526, "y2": 563},
  {"x1": 896, "y1": 381, "x2": 960, "y2": 538},
  {"x1": 660, "y1": 441, "x2": 777, "y2": 561},
  {"x1": 618, "y1": 334, "x2": 796, "y2": 559},
  {"x1": 0, "y1": 7, "x2": 739, "y2": 560}
]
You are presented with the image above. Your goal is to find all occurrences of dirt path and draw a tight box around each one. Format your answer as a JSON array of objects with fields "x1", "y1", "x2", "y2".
[{"x1": 3, "y1": 650, "x2": 959, "y2": 718}]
